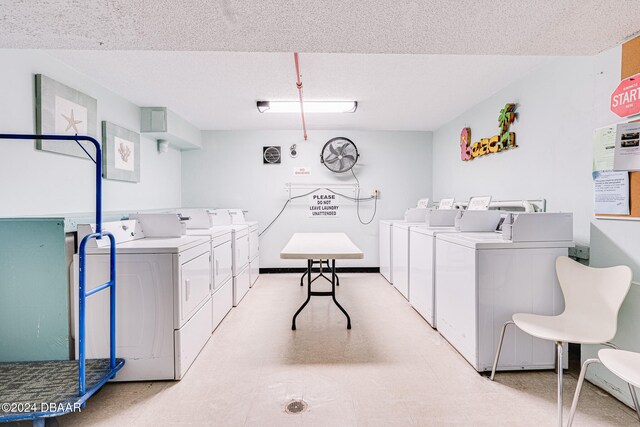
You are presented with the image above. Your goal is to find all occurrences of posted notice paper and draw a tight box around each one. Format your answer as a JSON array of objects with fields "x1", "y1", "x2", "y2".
[
  {"x1": 593, "y1": 125, "x2": 616, "y2": 172},
  {"x1": 593, "y1": 171, "x2": 630, "y2": 215},
  {"x1": 613, "y1": 122, "x2": 640, "y2": 171}
]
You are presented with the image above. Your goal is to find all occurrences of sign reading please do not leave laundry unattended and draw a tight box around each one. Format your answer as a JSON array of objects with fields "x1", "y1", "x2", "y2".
[{"x1": 309, "y1": 191, "x2": 340, "y2": 217}]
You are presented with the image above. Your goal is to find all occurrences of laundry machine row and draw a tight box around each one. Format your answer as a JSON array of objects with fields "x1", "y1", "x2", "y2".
[
  {"x1": 74, "y1": 216, "x2": 213, "y2": 381},
  {"x1": 383, "y1": 205, "x2": 575, "y2": 374},
  {"x1": 73, "y1": 208, "x2": 261, "y2": 382},
  {"x1": 382, "y1": 206, "x2": 462, "y2": 299}
]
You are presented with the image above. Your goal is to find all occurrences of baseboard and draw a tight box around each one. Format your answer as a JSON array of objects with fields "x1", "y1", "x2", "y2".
[{"x1": 260, "y1": 267, "x2": 380, "y2": 274}]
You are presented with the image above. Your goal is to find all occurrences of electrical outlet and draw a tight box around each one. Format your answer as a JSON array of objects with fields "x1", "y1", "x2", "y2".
[
  {"x1": 575, "y1": 246, "x2": 590, "y2": 260},
  {"x1": 568, "y1": 245, "x2": 590, "y2": 261},
  {"x1": 370, "y1": 189, "x2": 380, "y2": 199}
]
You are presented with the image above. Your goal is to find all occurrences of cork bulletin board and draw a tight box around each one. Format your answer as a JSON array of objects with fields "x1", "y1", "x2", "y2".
[{"x1": 596, "y1": 37, "x2": 640, "y2": 219}]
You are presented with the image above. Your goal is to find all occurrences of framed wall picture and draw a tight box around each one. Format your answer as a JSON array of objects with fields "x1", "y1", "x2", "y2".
[
  {"x1": 35, "y1": 74, "x2": 98, "y2": 159},
  {"x1": 102, "y1": 121, "x2": 140, "y2": 182}
]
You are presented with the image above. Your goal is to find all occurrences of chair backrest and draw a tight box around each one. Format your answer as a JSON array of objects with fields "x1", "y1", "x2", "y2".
[{"x1": 556, "y1": 256, "x2": 632, "y2": 342}]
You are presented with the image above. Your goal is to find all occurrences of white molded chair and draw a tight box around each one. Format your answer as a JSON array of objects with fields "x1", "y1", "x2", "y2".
[
  {"x1": 489, "y1": 256, "x2": 632, "y2": 427},
  {"x1": 568, "y1": 349, "x2": 640, "y2": 426}
]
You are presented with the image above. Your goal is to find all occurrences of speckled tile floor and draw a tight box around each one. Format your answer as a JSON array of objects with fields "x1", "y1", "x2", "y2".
[{"x1": 16, "y1": 273, "x2": 639, "y2": 426}]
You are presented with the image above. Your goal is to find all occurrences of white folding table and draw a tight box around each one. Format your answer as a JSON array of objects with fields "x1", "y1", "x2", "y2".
[{"x1": 280, "y1": 233, "x2": 364, "y2": 330}]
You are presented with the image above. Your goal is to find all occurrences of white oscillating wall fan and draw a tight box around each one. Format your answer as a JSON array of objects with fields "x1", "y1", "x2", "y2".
[{"x1": 320, "y1": 137, "x2": 360, "y2": 173}]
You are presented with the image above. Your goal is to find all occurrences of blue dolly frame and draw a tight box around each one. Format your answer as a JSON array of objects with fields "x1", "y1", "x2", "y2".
[{"x1": 0, "y1": 134, "x2": 124, "y2": 426}]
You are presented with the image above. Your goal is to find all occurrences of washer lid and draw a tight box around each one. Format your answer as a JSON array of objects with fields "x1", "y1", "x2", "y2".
[
  {"x1": 186, "y1": 226, "x2": 233, "y2": 239},
  {"x1": 393, "y1": 222, "x2": 427, "y2": 230},
  {"x1": 87, "y1": 235, "x2": 210, "y2": 254},
  {"x1": 379, "y1": 219, "x2": 403, "y2": 225},
  {"x1": 410, "y1": 226, "x2": 457, "y2": 236},
  {"x1": 436, "y1": 232, "x2": 574, "y2": 249}
]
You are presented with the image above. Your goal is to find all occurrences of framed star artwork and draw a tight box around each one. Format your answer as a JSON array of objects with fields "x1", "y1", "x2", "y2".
[
  {"x1": 35, "y1": 74, "x2": 98, "y2": 159},
  {"x1": 102, "y1": 121, "x2": 140, "y2": 183}
]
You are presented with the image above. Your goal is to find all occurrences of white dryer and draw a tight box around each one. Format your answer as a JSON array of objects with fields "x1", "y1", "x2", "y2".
[
  {"x1": 435, "y1": 222, "x2": 573, "y2": 372},
  {"x1": 73, "y1": 218, "x2": 213, "y2": 381},
  {"x1": 231, "y1": 225, "x2": 250, "y2": 305},
  {"x1": 209, "y1": 229, "x2": 233, "y2": 330},
  {"x1": 228, "y1": 208, "x2": 259, "y2": 288},
  {"x1": 408, "y1": 226, "x2": 457, "y2": 327},
  {"x1": 248, "y1": 223, "x2": 259, "y2": 287},
  {"x1": 179, "y1": 209, "x2": 236, "y2": 332},
  {"x1": 209, "y1": 209, "x2": 250, "y2": 306}
]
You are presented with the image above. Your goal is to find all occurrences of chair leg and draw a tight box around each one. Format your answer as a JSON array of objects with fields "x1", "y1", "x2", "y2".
[
  {"x1": 490, "y1": 320, "x2": 514, "y2": 381},
  {"x1": 567, "y1": 358, "x2": 600, "y2": 427},
  {"x1": 629, "y1": 383, "x2": 640, "y2": 423},
  {"x1": 556, "y1": 341, "x2": 564, "y2": 427}
]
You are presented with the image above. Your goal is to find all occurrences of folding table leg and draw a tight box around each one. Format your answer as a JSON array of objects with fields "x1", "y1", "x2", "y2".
[
  {"x1": 300, "y1": 265, "x2": 308, "y2": 286},
  {"x1": 331, "y1": 259, "x2": 351, "y2": 329},
  {"x1": 325, "y1": 259, "x2": 339, "y2": 286},
  {"x1": 292, "y1": 259, "x2": 312, "y2": 330}
]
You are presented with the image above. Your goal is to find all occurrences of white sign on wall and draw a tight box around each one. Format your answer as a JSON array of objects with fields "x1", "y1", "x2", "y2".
[
  {"x1": 294, "y1": 167, "x2": 311, "y2": 175},
  {"x1": 309, "y1": 191, "x2": 340, "y2": 217}
]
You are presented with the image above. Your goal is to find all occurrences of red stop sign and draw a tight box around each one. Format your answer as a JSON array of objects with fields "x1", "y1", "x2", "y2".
[{"x1": 611, "y1": 73, "x2": 640, "y2": 118}]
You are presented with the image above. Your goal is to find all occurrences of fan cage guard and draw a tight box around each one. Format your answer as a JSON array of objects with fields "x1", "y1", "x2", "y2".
[
  {"x1": 320, "y1": 137, "x2": 360, "y2": 173},
  {"x1": 264, "y1": 146, "x2": 281, "y2": 164}
]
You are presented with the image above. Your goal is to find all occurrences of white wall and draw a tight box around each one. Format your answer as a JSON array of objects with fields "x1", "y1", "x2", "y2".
[
  {"x1": 432, "y1": 57, "x2": 596, "y2": 244},
  {"x1": 0, "y1": 50, "x2": 182, "y2": 216},
  {"x1": 182, "y1": 130, "x2": 432, "y2": 267}
]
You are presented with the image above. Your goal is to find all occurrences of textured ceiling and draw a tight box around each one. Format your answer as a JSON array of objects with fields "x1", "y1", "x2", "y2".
[
  {"x1": 8, "y1": 1, "x2": 638, "y2": 131},
  {"x1": 47, "y1": 50, "x2": 549, "y2": 131},
  {"x1": 2, "y1": 0, "x2": 639, "y2": 55}
]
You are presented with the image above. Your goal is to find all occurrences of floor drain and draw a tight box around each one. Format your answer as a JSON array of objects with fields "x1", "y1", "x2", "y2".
[{"x1": 284, "y1": 399, "x2": 308, "y2": 414}]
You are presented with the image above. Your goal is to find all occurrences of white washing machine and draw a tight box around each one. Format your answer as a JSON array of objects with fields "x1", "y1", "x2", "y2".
[
  {"x1": 391, "y1": 222, "x2": 432, "y2": 300},
  {"x1": 397, "y1": 209, "x2": 499, "y2": 307},
  {"x1": 408, "y1": 226, "x2": 457, "y2": 327},
  {"x1": 379, "y1": 219, "x2": 398, "y2": 283},
  {"x1": 379, "y1": 205, "x2": 430, "y2": 284},
  {"x1": 73, "y1": 217, "x2": 213, "y2": 381},
  {"x1": 407, "y1": 209, "x2": 497, "y2": 325},
  {"x1": 435, "y1": 213, "x2": 574, "y2": 372}
]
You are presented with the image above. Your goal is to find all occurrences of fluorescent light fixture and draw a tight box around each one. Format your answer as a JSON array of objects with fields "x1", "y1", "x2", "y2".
[{"x1": 257, "y1": 101, "x2": 357, "y2": 113}]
